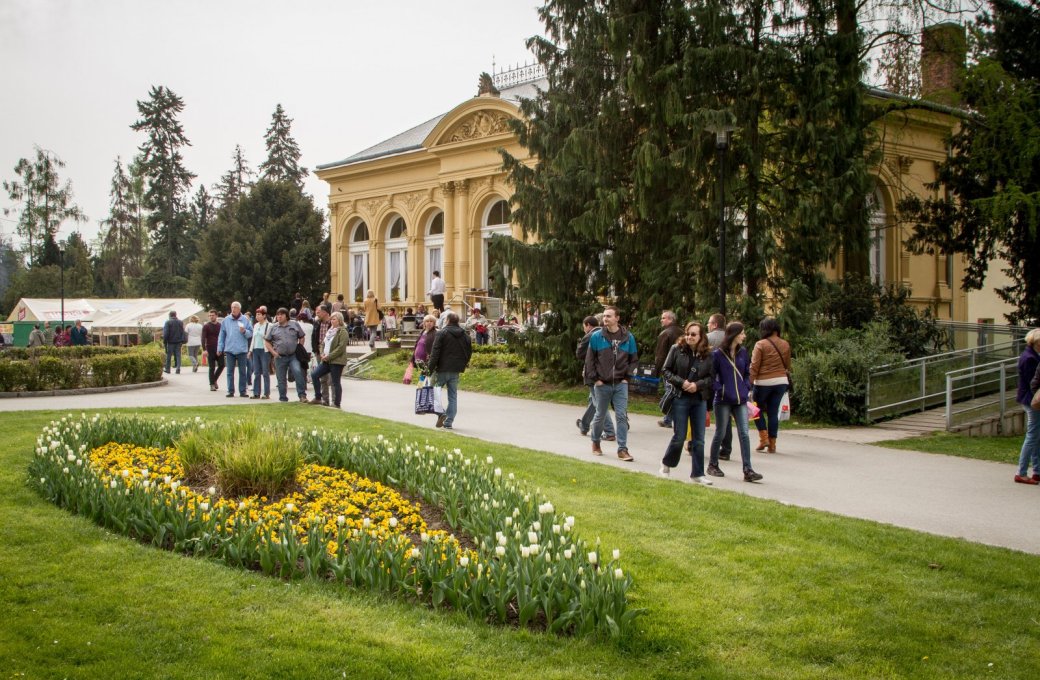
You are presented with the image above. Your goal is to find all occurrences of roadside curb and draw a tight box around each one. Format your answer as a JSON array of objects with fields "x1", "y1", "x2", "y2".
[{"x1": 0, "y1": 379, "x2": 169, "y2": 399}]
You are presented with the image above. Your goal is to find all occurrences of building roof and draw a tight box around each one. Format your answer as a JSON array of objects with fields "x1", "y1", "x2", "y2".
[
  {"x1": 317, "y1": 78, "x2": 547, "y2": 171},
  {"x1": 6, "y1": 298, "x2": 205, "y2": 330}
]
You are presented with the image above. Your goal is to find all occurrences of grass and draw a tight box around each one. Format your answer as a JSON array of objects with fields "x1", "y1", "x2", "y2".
[
  {"x1": 872, "y1": 431, "x2": 1023, "y2": 464},
  {"x1": 367, "y1": 351, "x2": 824, "y2": 428},
  {"x1": 3, "y1": 407, "x2": 1038, "y2": 678}
]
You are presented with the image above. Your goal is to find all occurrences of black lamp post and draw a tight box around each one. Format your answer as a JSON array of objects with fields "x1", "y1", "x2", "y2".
[
  {"x1": 711, "y1": 124, "x2": 735, "y2": 317},
  {"x1": 59, "y1": 246, "x2": 65, "y2": 330}
]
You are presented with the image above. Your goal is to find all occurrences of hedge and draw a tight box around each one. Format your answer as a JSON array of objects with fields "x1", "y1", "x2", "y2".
[{"x1": 0, "y1": 346, "x2": 163, "y2": 393}]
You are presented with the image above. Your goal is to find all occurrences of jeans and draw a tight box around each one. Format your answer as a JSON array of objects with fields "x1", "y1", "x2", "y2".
[
  {"x1": 579, "y1": 386, "x2": 615, "y2": 437},
  {"x1": 1018, "y1": 405, "x2": 1040, "y2": 476},
  {"x1": 475, "y1": 331, "x2": 489, "y2": 346},
  {"x1": 436, "y1": 371, "x2": 460, "y2": 427},
  {"x1": 311, "y1": 362, "x2": 344, "y2": 407},
  {"x1": 274, "y1": 355, "x2": 306, "y2": 401},
  {"x1": 592, "y1": 382, "x2": 629, "y2": 449},
  {"x1": 165, "y1": 343, "x2": 182, "y2": 371},
  {"x1": 710, "y1": 401, "x2": 752, "y2": 472},
  {"x1": 662, "y1": 394, "x2": 708, "y2": 477},
  {"x1": 225, "y1": 352, "x2": 248, "y2": 395},
  {"x1": 207, "y1": 349, "x2": 224, "y2": 387},
  {"x1": 753, "y1": 383, "x2": 789, "y2": 438},
  {"x1": 187, "y1": 345, "x2": 201, "y2": 369},
  {"x1": 250, "y1": 349, "x2": 271, "y2": 397}
]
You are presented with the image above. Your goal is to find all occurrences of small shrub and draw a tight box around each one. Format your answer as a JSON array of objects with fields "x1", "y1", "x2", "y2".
[{"x1": 176, "y1": 421, "x2": 302, "y2": 498}]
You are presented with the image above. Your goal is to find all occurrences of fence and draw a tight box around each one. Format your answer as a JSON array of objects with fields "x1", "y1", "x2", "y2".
[
  {"x1": 944, "y1": 358, "x2": 1019, "y2": 431},
  {"x1": 866, "y1": 342, "x2": 1019, "y2": 421}
]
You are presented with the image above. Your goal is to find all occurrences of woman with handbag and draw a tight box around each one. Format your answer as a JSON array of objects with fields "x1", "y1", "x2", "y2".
[
  {"x1": 363, "y1": 290, "x2": 381, "y2": 350},
  {"x1": 750, "y1": 317, "x2": 792, "y2": 454},
  {"x1": 707, "y1": 322, "x2": 762, "y2": 482},
  {"x1": 1014, "y1": 328, "x2": 1040, "y2": 484},
  {"x1": 405, "y1": 315, "x2": 438, "y2": 384},
  {"x1": 659, "y1": 322, "x2": 715, "y2": 485},
  {"x1": 310, "y1": 312, "x2": 349, "y2": 408}
]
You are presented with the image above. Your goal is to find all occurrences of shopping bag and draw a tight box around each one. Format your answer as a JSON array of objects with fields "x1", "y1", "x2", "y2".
[
  {"x1": 779, "y1": 392, "x2": 791, "y2": 421},
  {"x1": 747, "y1": 401, "x2": 761, "y2": 420},
  {"x1": 432, "y1": 386, "x2": 446, "y2": 414},
  {"x1": 415, "y1": 385, "x2": 436, "y2": 415},
  {"x1": 403, "y1": 362, "x2": 414, "y2": 385}
]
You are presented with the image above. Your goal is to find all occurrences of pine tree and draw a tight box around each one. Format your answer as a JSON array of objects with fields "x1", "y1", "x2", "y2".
[
  {"x1": 62, "y1": 231, "x2": 94, "y2": 297},
  {"x1": 259, "y1": 104, "x2": 308, "y2": 189},
  {"x1": 190, "y1": 180, "x2": 327, "y2": 310},
  {"x1": 130, "y1": 85, "x2": 196, "y2": 294},
  {"x1": 901, "y1": 0, "x2": 1040, "y2": 323},
  {"x1": 185, "y1": 184, "x2": 213, "y2": 263},
  {"x1": 212, "y1": 145, "x2": 255, "y2": 210},
  {"x1": 2, "y1": 147, "x2": 86, "y2": 267},
  {"x1": 98, "y1": 157, "x2": 145, "y2": 296}
]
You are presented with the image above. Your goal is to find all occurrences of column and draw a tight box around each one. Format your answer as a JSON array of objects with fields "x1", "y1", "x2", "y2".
[
  {"x1": 454, "y1": 179, "x2": 470, "y2": 297},
  {"x1": 441, "y1": 181, "x2": 456, "y2": 300}
]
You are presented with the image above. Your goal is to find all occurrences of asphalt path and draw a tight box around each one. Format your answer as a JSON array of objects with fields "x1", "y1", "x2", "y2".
[{"x1": 3, "y1": 369, "x2": 1036, "y2": 555}]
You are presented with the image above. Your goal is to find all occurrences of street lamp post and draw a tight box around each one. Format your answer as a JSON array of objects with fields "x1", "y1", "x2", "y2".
[
  {"x1": 59, "y1": 247, "x2": 65, "y2": 330},
  {"x1": 711, "y1": 125, "x2": 735, "y2": 317}
]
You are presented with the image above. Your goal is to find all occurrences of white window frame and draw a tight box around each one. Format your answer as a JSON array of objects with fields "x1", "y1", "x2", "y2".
[{"x1": 481, "y1": 200, "x2": 511, "y2": 285}]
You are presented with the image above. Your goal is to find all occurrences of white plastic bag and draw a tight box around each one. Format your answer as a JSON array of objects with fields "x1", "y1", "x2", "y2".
[
  {"x1": 779, "y1": 392, "x2": 791, "y2": 421},
  {"x1": 432, "y1": 385, "x2": 446, "y2": 414}
]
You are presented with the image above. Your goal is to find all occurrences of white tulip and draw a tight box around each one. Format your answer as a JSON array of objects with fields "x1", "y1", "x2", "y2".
[
  {"x1": 337, "y1": 515, "x2": 346, "y2": 526},
  {"x1": 614, "y1": 568, "x2": 624, "y2": 579},
  {"x1": 495, "y1": 546, "x2": 506, "y2": 557},
  {"x1": 588, "y1": 552, "x2": 598, "y2": 565},
  {"x1": 459, "y1": 556, "x2": 469, "y2": 567},
  {"x1": 613, "y1": 549, "x2": 621, "y2": 560}
]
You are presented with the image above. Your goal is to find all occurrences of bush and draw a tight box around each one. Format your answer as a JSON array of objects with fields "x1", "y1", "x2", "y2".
[
  {"x1": 0, "y1": 346, "x2": 162, "y2": 392},
  {"x1": 791, "y1": 322, "x2": 903, "y2": 424},
  {"x1": 176, "y1": 421, "x2": 302, "y2": 498}
]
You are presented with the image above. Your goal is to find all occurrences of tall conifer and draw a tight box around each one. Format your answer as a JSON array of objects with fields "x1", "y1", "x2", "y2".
[{"x1": 259, "y1": 104, "x2": 308, "y2": 189}]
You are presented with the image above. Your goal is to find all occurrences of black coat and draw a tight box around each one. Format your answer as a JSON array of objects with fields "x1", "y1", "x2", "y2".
[
  {"x1": 662, "y1": 344, "x2": 714, "y2": 403},
  {"x1": 429, "y1": 325, "x2": 472, "y2": 374}
]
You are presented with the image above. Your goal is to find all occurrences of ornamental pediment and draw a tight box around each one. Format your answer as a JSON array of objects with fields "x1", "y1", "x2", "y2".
[{"x1": 443, "y1": 111, "x2": 512, "y2": 144}]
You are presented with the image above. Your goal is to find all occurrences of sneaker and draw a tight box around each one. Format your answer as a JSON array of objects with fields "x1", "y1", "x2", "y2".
[
  {"x1": 249, "y1": 395, "x2": 259, "y2": 400},
  {"x1": 591, "y1": 442, "x2": 603, "y2": 456},
  {"x1": 436, "y1": 414, "x2": 446, "y2": 428},
  {"x1": 691, "y1": 476, "x2": 714, "y2": 486},
  {"x1": 659, "y1": 465, "x2": 670, "y2": 476},
  {"x1": 308, "y1": 398, "x2": 323, "y2": 405},
  {"x1": 443, "y1": 425, "x2": 453, "y2": 430},
  {"x1": 193, "y1": 366, "x2": 198, "y2": 373},
  {"x1": 743, "y1": 470, "x2": 763, "y2": 483},
  {"x1": 657, "y1": 419, "x2": 670, "y2": 428},
  {"x1": 299, "y1": 395, "x2": 308, "y2": 403},
  {"x1": 617, "y1": 448, "x2": 634, "y2": 462},
  {"x1": 261, "y1": 395, "x2": 270, "y2": 400},
  {"x1": 576, "y1": 418, "x2": 588, "y2": 436},
  {"x1": 602, "y1": 435, "x2": 617, "y2": 442},
  {"x1": 718, "y1": 453, "x2": 731, "y2": 461},
  {"x1": 279, "y1": 397, "x2": 289, "y2": 402},
  {"x1": 1014, "y1": 475, "x2": 1039, "y2": 485},
  {"x1": 706, "y1": 464, "x2": 724, "y2": 478},
  {"x1": 210, "y1": 384, "x2": 217, "y2": 391},
  {"x1": 226, "y1": 393, "x2": 234, "y2": 398},
  {"x1": 175, "y1": 369, "x2": 180, "y2": 374}
]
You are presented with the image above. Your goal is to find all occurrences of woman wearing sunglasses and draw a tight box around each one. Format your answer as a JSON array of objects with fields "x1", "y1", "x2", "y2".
[{"x1": 659, "y1": 321, "x2": 715, "y2": 485}]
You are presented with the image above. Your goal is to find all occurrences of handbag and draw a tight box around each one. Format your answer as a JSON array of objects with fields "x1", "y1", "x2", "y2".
[
  {"x1": 403, "y1": 362, "x2": 415, "y2": 385},
  {"x1": 415, "y1": 385, "x2": 436, "y2": 415},
  {"x1": 294, "y1": 343, "x2": 311, "y2": 365},
  {"x1": 659, "y1": 383, "x2": 677, "y2": 415}
]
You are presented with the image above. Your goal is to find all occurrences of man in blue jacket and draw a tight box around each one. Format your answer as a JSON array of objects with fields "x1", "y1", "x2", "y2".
[
  {"x1": 584, "y1": 306, "x2": 638, "y2": 461},
  {"x1": 217, "y1": 301, "x2": 253, "y2": 397}
]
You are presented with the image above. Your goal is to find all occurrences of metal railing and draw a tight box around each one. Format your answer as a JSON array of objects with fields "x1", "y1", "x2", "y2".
[
  {"x1": 944, "y1": 358, "x2": 1019, "y2": 431},
  {"x1": 866, "y1": 341, "x2": 1018, "y2": 421}
]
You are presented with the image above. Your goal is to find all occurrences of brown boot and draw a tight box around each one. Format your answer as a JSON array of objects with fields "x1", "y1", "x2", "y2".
[
  {"x1": 755, "y1": 430, "x2": 769, "y2": 452},
  {"x1": 591, "y1": 441, "x2": 603, "y2": 456},
  {"x1": 767, "y1": 437, "x2": 777, "y2": 453}
]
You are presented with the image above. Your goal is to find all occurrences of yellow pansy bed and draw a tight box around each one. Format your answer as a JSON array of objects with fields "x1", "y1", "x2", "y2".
[{"x1": 31, "y1": 415, "x2": 639, "y2": 637}]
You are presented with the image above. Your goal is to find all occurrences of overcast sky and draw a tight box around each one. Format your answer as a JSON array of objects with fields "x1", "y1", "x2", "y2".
[{"x1": 0, "y1": 0, "x2": 545, "y2": 249}]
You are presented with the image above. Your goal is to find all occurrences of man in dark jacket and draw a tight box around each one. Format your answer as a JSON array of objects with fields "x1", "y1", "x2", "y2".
[
  {"x1": 575, "y1": 316, "x2": 615, "y2": 439},
  {"x1": 201, "y1": 310, "x2": 224, "y2": 391},
  {"x1": 429, "y1": 312, "x2": 472, "y2": 429},
  {"x1": 162, "y1": 311, "x2": 186, "y2": 374},
  {"x1": 655, "y1": 310, "x2": 683, "y2": 428},
  {"x1": 584, "y1": 306, "x2": 638, "y2": 461}
]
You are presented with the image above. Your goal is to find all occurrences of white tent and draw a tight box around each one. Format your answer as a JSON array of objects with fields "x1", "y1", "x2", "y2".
[{"x1": 6, "y1": 298, "x2": 205, "y2": 344}]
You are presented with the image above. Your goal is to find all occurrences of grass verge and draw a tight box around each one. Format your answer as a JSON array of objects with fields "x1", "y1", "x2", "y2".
[
  {"x1": 2, "y1": 406, "x2": 1037, "y2": 679},
  {"x1": 872, "y1": 431, "x2": 1023, "y2": 464}
]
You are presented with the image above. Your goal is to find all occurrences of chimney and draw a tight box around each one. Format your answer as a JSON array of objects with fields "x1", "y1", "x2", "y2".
[{"x1": 921, "y1": 23, "x2": 966, "y2": 105}]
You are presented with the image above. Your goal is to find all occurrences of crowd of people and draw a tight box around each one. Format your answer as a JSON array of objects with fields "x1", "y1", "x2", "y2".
[{"x1": 575, "y1": 307, "x2": 792, "y2": 485}]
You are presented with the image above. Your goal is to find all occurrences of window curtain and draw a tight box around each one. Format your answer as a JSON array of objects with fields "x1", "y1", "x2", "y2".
[
  {"x1": 429, "y1": 247, "x2": 441, "y2": 280},
  {"x1": 389, "y1": 251, "x2": 402, "y2": 297},
  {"x1": 353, "y1": 254, "x2": 364, "y2": 299}
]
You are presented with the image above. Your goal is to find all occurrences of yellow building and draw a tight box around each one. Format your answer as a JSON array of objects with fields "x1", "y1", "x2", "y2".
[{"x1": 317, "y1": 53, "x2": 1013, "y2": 322}]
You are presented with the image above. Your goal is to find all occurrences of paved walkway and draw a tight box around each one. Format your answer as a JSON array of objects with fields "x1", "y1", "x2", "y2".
[{"x1": 3, "y1": 370, "x2": 1037, "y2": 555}]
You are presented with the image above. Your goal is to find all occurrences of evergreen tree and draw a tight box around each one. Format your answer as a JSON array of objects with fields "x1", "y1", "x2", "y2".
[
  {"x1": 900, "y1": 0, "x2": 1040, "y2": 323},
  {"x1": 259, "y1": 104, "x2": 308, "y2": 189},
  {"x1": 98, "y1": 157, "x2": 146, "y2": 296},
  {"x1": 213, "y1": 145, "x2": 255, "y2": 210},
  {"x1": 62, "y1": 231, "x2": 94, "y2": 297},
  {"x1": 186, "y1": 184, "x2": 213, "y2": 263},
  {"x1": 190, "y1": 180, "x2": 327, "y2": 310},
  {"x1": 2, "y1": 147, "x2": 86, "y2": 266},
  {"x1": 130, "y1": 85, "x2": 196, "y2": 294}
]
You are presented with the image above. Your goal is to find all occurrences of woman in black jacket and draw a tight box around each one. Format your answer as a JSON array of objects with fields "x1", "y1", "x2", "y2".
[{"x1": 660, "y1": 321, "x2": 715, "y2": 484}]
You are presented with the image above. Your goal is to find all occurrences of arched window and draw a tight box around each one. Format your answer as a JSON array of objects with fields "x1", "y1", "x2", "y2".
[
  {"x1": 348, "y1": 221, "x2": 370, "y2": 302},
  {"x1": 482, "y1": 199, "x2": 512, "y2": 296},
  {"x1": 385, "y1": 215, "x2": 408, "y2": 302},
  {"x1": 425, "y1": 211, "x2": 444, "y2": 291}
]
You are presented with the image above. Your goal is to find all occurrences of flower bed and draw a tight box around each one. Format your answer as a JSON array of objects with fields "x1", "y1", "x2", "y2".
[{"x1": 31, "y1": 414, "x2": 639, "y2": 637}]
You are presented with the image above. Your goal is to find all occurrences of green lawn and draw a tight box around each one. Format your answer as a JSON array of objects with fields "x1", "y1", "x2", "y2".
[
  {"x1": 2, "y1": 406, "x2": 1037, "y2": 679},
  {"x1": 873, "y1": 431, "x2": 1023, "y2": 464}
]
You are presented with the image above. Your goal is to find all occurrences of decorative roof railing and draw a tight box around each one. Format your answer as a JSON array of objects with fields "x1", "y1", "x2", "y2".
[{"x1": 492, "y1": 62, "x2": 546, "y2": 89}]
